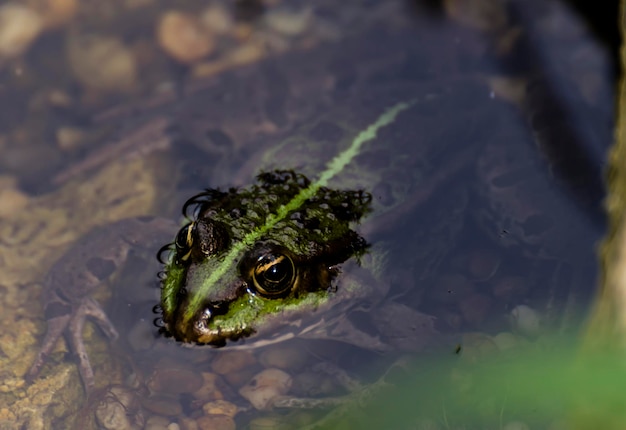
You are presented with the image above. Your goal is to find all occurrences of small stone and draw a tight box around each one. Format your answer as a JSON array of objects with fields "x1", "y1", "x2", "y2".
[
  {"x1": 227, "y1": 40, "x2": 264, "y2": 65},
  {"x1": 232, "y1": 23, "x2": 253, "y2": 41},
  {"x1": 147, "y1": 366, "x2": 203, "y2": 394},
  {"x1": 492, "y1": 332, "x2": 527, "y2": 351},
  {"x1": 192, "y1": 41, "x2": 265, "y2": 78},
  {"x1": 67, "y1": 34, "x2": 137, "y2": 92},
  {"x1": 239, "y1": 368, "x2": 292, "y2": 410},
  {"x1": 55, "y1": 127, "x2": 86, "y2": 151},
  {"x1": 202, "y1": 400, "x2": 238, "y2": 418},
  {"x1": 95, "y1": 386, "x2": 145, "y2": 430},
  {"x1": 444, "y1": 0, "x2": 508, "y2": 33},
  {"x1": 177, "y1": 417, "x2": 198, "y2": 430},
  {"x1": 0, "y1": 3, "x2": 44, "y2": 60},
  {"x1": 200, "y1": 5, "x2": 233, "y2": 35},
  {"x1": 258, "y1": 344, "x2": 309, "y2": 371},
  {"x1": 157, "y1": 11, "x2": 215, "y2": 64},
  {"x1": 488, "y1": 76, "x2": 528, "y2": 106},
  {"x1": 33, "y1": 0, "x2": 78, "y2": 28},
  {"x1": 144, "y1": 415, "x2": 171, "y2": 430},
  {"x1": 211, "y1": 350, "x2": 258, "y2": 386},
  {"x1": 141, "y1": 395, "x2": 183, "y2": 417},
  {"x1": 46, "y1": 90, "x2": 73, "y2": 107},
  {"x1": 192, "y1": 372, "x2": 226, "y2": 402},
  {"x1": 0, "y1": 177, "x2": 29, "y2": 218},
  {"x1": 510, "y1": 305, "x2": 541, "y2": 337},
  {"x1": 196, "y1": 414, "x2": 236, "y2": 430},
  {"x1": 291, "y1": 371, "x2": 336, "y2": 397},
  {"x1": 211, "y1": 350, "x2": 256, "y2": 375},
  {"x1": 264, "y1": 9, "x2": 312, "y2": 36},
  {"x1": 459, "y1": 332, "x2": 498, "y2": 363}
]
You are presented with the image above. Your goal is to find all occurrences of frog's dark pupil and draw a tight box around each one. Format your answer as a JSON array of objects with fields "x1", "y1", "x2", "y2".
[
  {"x1": 253, "y1": 253, "x2": 295, "y2": 296},
  {"x1": 264, "y1": 260, "x2": 286, "y2": 283}
]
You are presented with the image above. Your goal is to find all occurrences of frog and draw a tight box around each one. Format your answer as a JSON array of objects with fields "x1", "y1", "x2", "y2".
[{"x1": 25, "y1": 72, "x2": 503, "y2": 403}]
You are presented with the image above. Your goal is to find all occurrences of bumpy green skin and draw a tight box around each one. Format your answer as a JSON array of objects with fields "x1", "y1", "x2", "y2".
[{"x1": 160, "y1": 170, "x2": 371, "y2": 345}]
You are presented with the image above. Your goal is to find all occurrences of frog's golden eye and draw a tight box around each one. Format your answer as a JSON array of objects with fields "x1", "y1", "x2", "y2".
[
  {"x1": 252, "y1": 253, "x2": 296, "y2": 297},
  {"x1": 175, "y1": 222, "x2": 194, "y2": 261}
]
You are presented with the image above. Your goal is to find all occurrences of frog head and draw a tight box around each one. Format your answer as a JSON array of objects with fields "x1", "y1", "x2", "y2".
[{"x1": 159, "y1": 170, "x2": 371, "y2": 347}]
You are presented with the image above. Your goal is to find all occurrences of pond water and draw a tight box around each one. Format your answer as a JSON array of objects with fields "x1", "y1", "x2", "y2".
[{"x1": 0, "y1": 0, "x2": 614, "y2": 428}]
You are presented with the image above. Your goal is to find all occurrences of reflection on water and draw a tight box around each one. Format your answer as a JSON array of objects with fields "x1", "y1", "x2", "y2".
[{"x1": 0, "y1": 0, "x2": 613, "y2": 428}]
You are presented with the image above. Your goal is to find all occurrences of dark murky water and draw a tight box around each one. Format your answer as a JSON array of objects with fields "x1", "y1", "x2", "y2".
[{"x1": 0, "y1": 0, "x2": 614, "y2": 428}]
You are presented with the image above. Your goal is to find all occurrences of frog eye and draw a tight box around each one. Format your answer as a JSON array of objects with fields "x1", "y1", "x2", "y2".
[
  {"x1": 252, "y1": 253, "x2": 296, "y2": 297},
  {"x1": 175, "y1": 223, "x2": 194, "y2": 261}
]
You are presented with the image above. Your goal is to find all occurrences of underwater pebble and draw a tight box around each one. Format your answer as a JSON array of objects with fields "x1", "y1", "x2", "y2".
[
  {"x1": 488, "y1": 76, "x2": 528, "y2": 106},
  {"x1": 67, "y1": 34, "x2": 137, "y2": 92},
  {"x1": 177, "y1": 417, "x2": 198, "y2": 430},
  {"x1": 291, "y1": 371, "x2": 337, "y2": 397},
  {"x1": 510, "y1": 304, "x2": 541, "y2": 337},
  {"x1": 147, "y1": 366, "x2": 203, "y2": 394},
  {"x1": 202, "y1": 400, "x2": 238, "y2": 418},
  {"x1": 258, "y1": 343, "x2": 309, "y2": 371},
  {"x1": 55, "y1": 126, "x2": 86, "y2": 151},
  {"x1": 0, "y1": 177, "x2": 29, "y2": 218},
  {"x1": 239, "y1": 368, "x2": 292, "y2": 410},
  {"x1": 459, "y1": 332, "x2": 499, "y2": 363},
  {"x1": 35, "y1": 0, "x2": 78, "y2": 28},
  {"x1": 157, "y1": 11, "x2": 215, "y2": 63},
  {"x1": 196, "y1": 414, "x2": 236, "y2": 430},
  {"x1": 192, "y1": 41, "x2": 265, "y2": 78},
  {"x1": 192, "y1": 372, "x2": 226, "y2": 402},
  {"x1": 200, "y1": 4, "x2": 233, "y2": 35},
  {"x1": 443, "y1": 0, "x2": 508, "y2": 32},
  {"x1": 212, "y1": 350, "x2": 257, "y2": 386},
  {"x1": 492, "y1": 331, "x2": 526, "y2": 351},
  {"x1": 211, "y1": 350, "x2": 256, "y2": 375},
  {"x1": 226, "y1": 40, "x2": 265, "y2": 66},
  {"x1": 0, "y1": 3, "x2": 44, "y2": 60},
  {"x1": 95, "y1": 386, "x2": 145, "y2": 430},
  {"x1": 141, "y1": 395, "x2": 183, "y2": 417},
  {"x1": 264, "y1": 8, "x2": 312, "y2": 36},
  {"x1": 144, "y1": 415, "x2": 171, "y2": 430}
]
